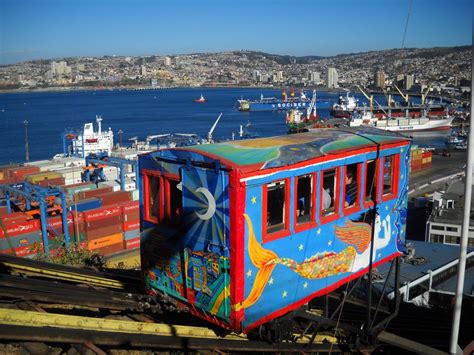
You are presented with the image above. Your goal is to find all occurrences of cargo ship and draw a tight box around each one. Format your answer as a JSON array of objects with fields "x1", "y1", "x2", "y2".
[
  {"x1": 237, "y1": 89, "x2": 312, "y2": 111},
  {"x1": 330, "y1": 92, "x2": 447, "y2": 119},
  {"x1": 348, "y1": 110, "x2": 454, "y2": 132}
]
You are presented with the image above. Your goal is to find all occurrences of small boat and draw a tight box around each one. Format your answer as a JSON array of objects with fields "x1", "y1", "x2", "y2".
[{"x1": 194, "y1": 94, "x2": 206, "y2": 103}]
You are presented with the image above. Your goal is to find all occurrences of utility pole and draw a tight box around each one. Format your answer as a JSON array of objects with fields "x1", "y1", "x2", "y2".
[
  {"x1": 118, "y1": 129, "x2": 123, "y2": 154},
  {"x1": 449, "y1": 42, "x2": 473, "y2": 355},
  {"x1": 24, "y1": 120, "x2": 29, "y2": 162}
]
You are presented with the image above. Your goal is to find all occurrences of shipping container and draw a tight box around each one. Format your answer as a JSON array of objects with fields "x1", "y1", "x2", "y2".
[
  {"x1": 94, "y1": 241, "x2": 125, "y2": 256},
  {"x1": 83, "y1": 206, "x2": 121, "y2": 222},
  {"x1": 78, "y1": 186, "x2": 114, "y2": 200},
  {"x1": 0, "y1": 244, "x2": 39, "y2": 257},
  {"x1": 85, "y1": 223, "x2": 122, "y2": 240},
  {"x1": 123, "y1": 219, "x2": 139, "y2": 233},
  {"x1": 88, "y1": 233, "x2": 123, "y2": 250},
  {"x1": 7, "y1": 166, "x2": 41, "y2": 181},
  {"x1": 70, "y1": 197, "x2": 102, "y2": 212},
  {"x1": 25, "y1": 171, "x2": 63, "y2": 184},
  {"x1": 98, "y1": 191, "x2": 131, "y2": 206},
  {"x1": 61, "y1": 182, "x2": 96, "y2": 196},
  {"x1": 1, "y1": 212, "x2": 27, "y2": 222},
  {"x1": 0, "y1": 231, "x2": 42, "y2": 251},
  {"x1": 0, "y1": 219, "x2": 40, "y2": 238},
  {"x1": 85, "y1": 215, "x2": 121, "y2": 231},
  {"x1": 123, "y1": 228, "x2": 139, "y2": 240},
  {"x1": 124, "y1": 236, "x2": 140, "y2": 250},
  {"x1": 36, "y1": 176, "x2": 66, "y2": 187}
]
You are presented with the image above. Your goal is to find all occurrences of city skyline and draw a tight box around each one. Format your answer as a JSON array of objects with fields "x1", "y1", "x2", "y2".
[{"x1": 1, "y1": 0, "x2": 472, "y2": 65}]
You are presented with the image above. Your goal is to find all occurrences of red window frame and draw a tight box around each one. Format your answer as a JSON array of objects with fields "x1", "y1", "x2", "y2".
[
  {"x1": 320, "y1": 167, "x2": 341, "y2": 224},
  {"x1": 262, "y1": 178, "x2": 291, "y2": 243},
  {"x1": 164, "y1": 175, "x2": 182, "y2": 224},
  {"x1": 343, "y1": 163, "x2": 362, "y2": 215},
  {"x1": 143, "y1": 170, "x2": 181, "y2": 225},
  {"x1": 293, "y1": 173, "x2": 316, "y2": 233},
  {"x1": 381, "y1": 154, "x2": 400, "y2": 202},
  {"x1": 363, "y1": 159, "x2": 380, "y2": 208},
  {"x1": 142, "y1": 170, "x2": 163, "y2": 224}
]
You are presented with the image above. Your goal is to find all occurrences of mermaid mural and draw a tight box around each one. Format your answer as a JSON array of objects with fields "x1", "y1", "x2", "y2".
[{"x1": 236, "y1": 213, "x2": 394, "y2": 311}]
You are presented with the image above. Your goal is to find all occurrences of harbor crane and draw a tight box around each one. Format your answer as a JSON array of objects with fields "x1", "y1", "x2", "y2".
[
  {"x1": 394, "y1": 84, "x2": 410, "y2": 105},
  {"x1": 356, "y1": 85, "x2": 374, "y2": 111},
  {"x1": 306, "y1": 90, "x2": 317, "y2": 118},
  {"x1": 206, "y1": 112, "x2": 223, "y2": 143},
  {"x1": 421, "y1": 84, "x2": 432, "y2": 105},
  {"x1": 382, "y1": 88, "x2": 394, "y2": 107}
]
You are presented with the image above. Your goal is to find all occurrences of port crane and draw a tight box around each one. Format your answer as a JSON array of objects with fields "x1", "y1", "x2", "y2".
[
  {"x1": 306, "y1": 90, "x2": 317, "y2": 118},
  {"x1": 394, "y1": 84, "x2": 410, "y2": 105},
  {"x1": 356, "y1": 85, "x2": 374, "y2": 111},
  {"x1": 421, "y1": 84, "x2": 432, "y2": 105},
  {"x1": 0, "y1": 182, "x2": 70, "y2": 254},
  {"x1": 206, "y1": 112, "x2": 223, "y2": 143},
  {"x1": 382, "y1": 88, "x2": 394, "y2": 107}
]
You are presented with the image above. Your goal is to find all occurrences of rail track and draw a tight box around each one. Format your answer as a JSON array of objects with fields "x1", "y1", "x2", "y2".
[
  {"x1": 0, "y1": 254, "x2": 447, "y2": 353},
  {"x1": 0, "y1": 254, "x2": 359, "y2": 353}
]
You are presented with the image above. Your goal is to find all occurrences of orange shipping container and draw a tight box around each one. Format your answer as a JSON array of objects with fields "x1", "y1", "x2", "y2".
[{"x1": 88, "y1": 233, "x2": 123, "y2": 250}]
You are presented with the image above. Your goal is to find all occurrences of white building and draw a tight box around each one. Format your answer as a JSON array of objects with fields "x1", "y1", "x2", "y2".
[
  {"x1": 327, "y1": 67, "x2": 338, "y2": 88},
  {"x1": 164, "y1": 57, "x2": 172, "y2": 66},
  {"x1": 425, "y1": 179, "x2": 474, "y2": 247}
]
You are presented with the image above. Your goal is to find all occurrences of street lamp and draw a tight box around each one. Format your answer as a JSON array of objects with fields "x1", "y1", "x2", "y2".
[{"x1": 24, "y1": 120, "x2": 29, "y2": 162}]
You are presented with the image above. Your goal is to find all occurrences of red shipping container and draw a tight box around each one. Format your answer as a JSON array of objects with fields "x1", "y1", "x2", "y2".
[
  {"x1": 36, "y1": 177, "x2": 66, "y2": 187},
  {"x1": 0, "y1": 219, "x2": 40, "y2": 238},
  {"x1": 85, "y1": 215, "x2": 122, "y2": 231},
  {"x1": 78, "y1": 186, "x2": 114, "y2": 200},
  {"x1": 0, "y1": 243, "x2": 40, "y2": 257},
  {"x1": 0, "y1": 206, "x2": 7, "y2": 216},
  {"x1": 94, "y1": 242, "x2": 125, "y2": 256},
  {"x1": 8, "y1": 166, "x2": 41, "y2": 181},
  {"x1": 123, "y1": 220, "x2": 140, "y2": 232},
  {"x1": 1, "y1": 212, "x2": 27, "y2": 222},
  {"x1": 83, "y1": 206, "x2": 121, "y2": 222},
  {"x1": 98, "y1": 191, "x2": 131, "y2": 206},
  {"x1": 121, "y1": 200, "x2": 139, "y2": 213},
  {"x1": 125, "y1": 237, "x2": 140, "y2": 250},
  {"x1": 85, "y1": 224, "x2": 123, "y2": 240}
]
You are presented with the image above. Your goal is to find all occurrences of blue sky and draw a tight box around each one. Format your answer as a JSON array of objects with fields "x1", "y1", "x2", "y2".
[{"x1": 0, "y1": 0, "x2": 472, "y2": 64}]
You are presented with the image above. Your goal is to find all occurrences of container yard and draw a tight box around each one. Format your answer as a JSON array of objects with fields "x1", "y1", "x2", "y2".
[{"x1": 0, "y1": 156, "x2": 139, "y2": 259}]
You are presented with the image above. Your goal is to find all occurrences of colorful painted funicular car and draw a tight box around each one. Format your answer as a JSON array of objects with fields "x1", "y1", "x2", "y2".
[{"x1": 139, "y1": 127, "x2": 410, "y2": 335}]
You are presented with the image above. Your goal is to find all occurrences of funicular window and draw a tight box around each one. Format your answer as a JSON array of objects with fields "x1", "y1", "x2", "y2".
[
  {"x1": 382, "y1": 155, "x2": 399, "y2": 198},
  {"x1": 365, "y1": 160, "x2": 377, "y2": 205},
  {"x1": 344, "y1": 163, "x2": 360, "y2": 210},
  {"x1": 144, "y1": 173, "x2": 161, "y2": 223},
  {"x1": 321, "y1": 168, "x2": 339, "y2": 219},
  {"x1": 166, "y1": 178, "x2": 182, "y2": 225},
  {"x1": 296, "y1": 174, "x2": 313, "y2": 226},
  {"x1": 264, "y1": 180, "x2": 289, "y2": 241}
]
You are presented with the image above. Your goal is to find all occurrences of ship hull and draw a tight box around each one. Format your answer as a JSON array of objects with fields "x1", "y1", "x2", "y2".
[{"x1": 331, "y1": 105, "x2": 446, "y2": 119}]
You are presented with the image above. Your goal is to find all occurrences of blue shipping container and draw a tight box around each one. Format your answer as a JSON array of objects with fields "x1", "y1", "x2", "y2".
[{"x1": 69, "y1": 198, "x2": 102, "y2": 212}]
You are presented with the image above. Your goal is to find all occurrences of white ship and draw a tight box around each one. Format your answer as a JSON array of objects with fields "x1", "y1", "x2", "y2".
[
  {"x1": 349, "y1": 110, "x2": 454, "y2": 132},
  {"x1": 64, "y1": 116, "x2": 114, "y2": 157}
]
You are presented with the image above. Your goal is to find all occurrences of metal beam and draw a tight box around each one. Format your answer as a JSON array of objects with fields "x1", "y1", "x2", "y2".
[{"x1": 378, "y1": 331, "x2": 447, "y2": 355}]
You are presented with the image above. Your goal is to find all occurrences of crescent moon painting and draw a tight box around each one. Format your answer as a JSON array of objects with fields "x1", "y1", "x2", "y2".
[
  {"x1": 195, "y1": 187, "x2": 216, "y2": 220},
  {"x1": 181, "y1": 168, "x2": 230, "y2": 250}
]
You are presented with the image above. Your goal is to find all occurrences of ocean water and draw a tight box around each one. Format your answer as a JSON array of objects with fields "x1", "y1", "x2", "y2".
[{"x1": 0, "y1": 88, "x2": 450, "y2": 165}]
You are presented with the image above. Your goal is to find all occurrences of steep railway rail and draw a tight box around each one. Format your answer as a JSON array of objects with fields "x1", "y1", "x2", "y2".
[
  {"x1": 0, "y1": 255, "x2": 447, "y2": 353},
  {"x1": 0, "y1": 255, "x2": 363, "y2": 353}
]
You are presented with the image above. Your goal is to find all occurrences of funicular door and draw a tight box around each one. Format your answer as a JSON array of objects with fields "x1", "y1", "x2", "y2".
[{"x1": 180, "y1": 165, "x2": 231, "y2": 319}]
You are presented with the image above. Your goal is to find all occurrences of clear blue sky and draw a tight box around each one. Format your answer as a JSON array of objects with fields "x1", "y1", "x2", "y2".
[{"x1": 0, "y1": 0, "x2": 472, "y2": 64}]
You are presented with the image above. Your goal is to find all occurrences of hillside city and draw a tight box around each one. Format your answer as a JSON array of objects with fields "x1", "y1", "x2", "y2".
[{"x1": 0, "y1": 46, "x2": 471, "y2": 100}]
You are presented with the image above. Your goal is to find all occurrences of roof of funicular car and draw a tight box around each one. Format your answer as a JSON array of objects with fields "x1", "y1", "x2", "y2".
[{"x1": 158, "y1": 127, "x2": 410, "y2": 174}]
